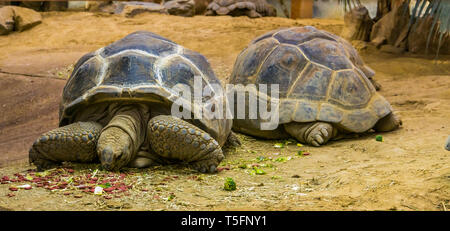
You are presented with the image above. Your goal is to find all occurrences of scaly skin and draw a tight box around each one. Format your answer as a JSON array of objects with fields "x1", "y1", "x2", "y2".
[
  {"x1": 29, "y1": 104, "x2": 228, "y2": 173},
  {"x1": 284, "y1": 122, "x2": 336, "y2": 147},
  {"x1": 373, "y1": 112, "x2": 402, "y2": 132},
  {"x1": 147, "y1": 115, "x2": 224, "y2": 173},
  {"x1": 97, "y1": 105, "x2": 148, "y2": 171},
  {"x1": 29, "y1": 122, "x2": 102, "y2": 171}
]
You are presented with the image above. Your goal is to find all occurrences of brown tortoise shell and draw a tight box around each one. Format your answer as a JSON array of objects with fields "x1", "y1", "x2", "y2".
[{"x1": 229, "y1": 26, "x2": 393, "y2": 133}]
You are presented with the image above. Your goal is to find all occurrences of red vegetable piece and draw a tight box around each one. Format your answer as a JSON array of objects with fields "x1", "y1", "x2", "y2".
[{"x1": 103, "y1": 187, "x2": 115, "y2": 192}]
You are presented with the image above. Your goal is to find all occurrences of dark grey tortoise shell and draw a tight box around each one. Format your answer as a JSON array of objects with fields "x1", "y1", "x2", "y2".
[{"x1": 60, "y1": 31, "x2": 231, "y2": 145}]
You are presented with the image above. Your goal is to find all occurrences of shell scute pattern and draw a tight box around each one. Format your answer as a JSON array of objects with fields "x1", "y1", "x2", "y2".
[
  {"x1": 64, "y1": 57, "x2": 102, "y2": 104},
  {"x1": 287, "y1": 63, "x2": 333, "y2": 101},
  {"x1": 61, "y1": 31, "x2": 231, "y2": 146},
  {"x1": 273, "y1": 26, "x2": 337, "y2": 45},
  {"x1": 100, "y1": 31, "x2": 177, "y2": 57},
  {"x1": 329, "y1": 70, "x2": 372, "y2": 108},
  {"x1": 251, "y1": 29, "x2": 279, "y2": 44},
  {"x1": 63, "y1": 31, "x2": 207, "y2": 110},
  {"x1": 256, "y1": 45, "x2": 307, "y2": 97},
  {"x1": 298, "y1": 39, "x2": 354, "y2": 71},
  {"x1": 231, "y1": 38, "x2": 278, "y2": 84},
  {"x1": 230, "y1": 26, "x2": 393, "y2": 132},
  {"x1": 181, "y1": 49, "x2": 221, "y2": 86},
  {"x1": 102, "y1": 53, "x2": 159, "y2": 87},
  {"x1": 160, "y1": 56, "x2": 200, "y2": 89}
]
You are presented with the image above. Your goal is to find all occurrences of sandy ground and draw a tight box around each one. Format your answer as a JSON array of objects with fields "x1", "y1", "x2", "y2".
[{"x1": 0, "y1": 12, "x2": 449, "y2": 211}]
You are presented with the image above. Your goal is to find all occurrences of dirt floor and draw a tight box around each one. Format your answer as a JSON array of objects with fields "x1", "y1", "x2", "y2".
[{"x1": 0, "y1": 12, "x2": 449, "y2": 211}]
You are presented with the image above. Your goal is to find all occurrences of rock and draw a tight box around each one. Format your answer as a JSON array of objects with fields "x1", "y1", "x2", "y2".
[
  {"x1": 341, "y1": 6, "x2": 374, "y2": 42},
  {"x1": 370, "y1": 2, "x2": 409, "y2": 50},
  {"x1": 115, "y1": 1, "x2": 167, "y2": 17},
  {"x1": 12, "y1": 6, "x2": 42, "y2": 32},
  {"x1": 0, "y1": 7, "x2": 14, "y2": 35},
  {"x1": 164, "y1": 0, "x2": 195, "y2": 17},
  {"x1": 407, "y1": 17, "x2": 450, "y2": 55},
  {"x1": 0, "y1": 6, "x2": 42, "y2": 35},
  {"x1": 86, "y1": 1, "x2": 117, "y2": 14}
]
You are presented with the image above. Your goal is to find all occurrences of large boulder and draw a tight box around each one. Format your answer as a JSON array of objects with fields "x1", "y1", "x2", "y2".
[
  {"x1": 164, "y1": 0, "x2": 195, "y2": 17},
  {"x1": 0, "y1": 6, "x2": 42, "y2": 35},
  {"x1": 341, "y1": 6, "x2": 374, "y2": 42},
  {"x1": 0, "y1": 6, "x2": 14, "y2": 35},
  {"x1": 12, "y1": 6, "x2": 42, "y2": 32},
  {"x1": 114, "y1": 1, "x2": 167, "y2": 17}
]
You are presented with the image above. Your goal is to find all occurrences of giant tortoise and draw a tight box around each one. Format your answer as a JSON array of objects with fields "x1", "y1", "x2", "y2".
[
  {"x1": 206, "y1": 0, "x2": 276, "y2": 18},
  {"x1": 29, "y1": 31, "x2": 239, "y2": 173},
  {"x1": 229, "y1": 26, "x2": 401, "y2": 146}
]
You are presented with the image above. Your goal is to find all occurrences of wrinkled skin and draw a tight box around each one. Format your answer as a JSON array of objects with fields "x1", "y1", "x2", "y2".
[{"x1": 29, "y1": 103, "x2": 239, "y2": 172}]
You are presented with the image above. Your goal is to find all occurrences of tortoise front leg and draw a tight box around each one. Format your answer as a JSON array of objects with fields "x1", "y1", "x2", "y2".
[
  {"x1": 29, "y1": 122, "x2": 103, "y2": 171},
  {"x1": 284, "y1": 122, "x2": 337, "y2": 147},
  {"x1": 147, "y1": 115, "x2": 224, "y2": 173}
]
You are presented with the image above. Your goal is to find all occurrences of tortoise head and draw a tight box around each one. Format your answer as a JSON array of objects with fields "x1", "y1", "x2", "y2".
[{"x1": 97, "y1": 126, "x2": 134, "y2": 171}]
